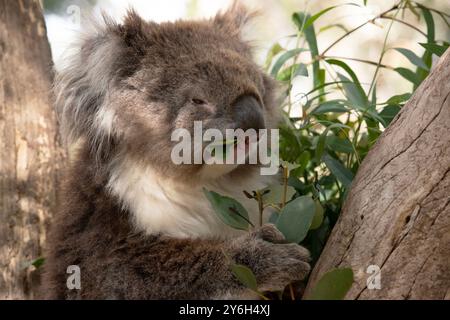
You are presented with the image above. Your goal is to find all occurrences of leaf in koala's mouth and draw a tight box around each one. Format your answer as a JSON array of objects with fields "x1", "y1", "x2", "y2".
[{"x1": 209, "y1": 138, "x2": 237, "y2": 160}]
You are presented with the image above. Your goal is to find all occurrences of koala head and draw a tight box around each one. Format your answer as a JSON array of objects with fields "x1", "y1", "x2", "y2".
[{"x1": 56, "y1": 5, "x2": 280, "y2": 183}]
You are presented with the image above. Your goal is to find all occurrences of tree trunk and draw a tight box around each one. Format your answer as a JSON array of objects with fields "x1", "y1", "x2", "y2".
[
  {"x1": 0, "y1": 0, "x2": 61, "y2": 299},
  {"x1": 305, "y1": 50, "x2": 450, "y2": 299}
]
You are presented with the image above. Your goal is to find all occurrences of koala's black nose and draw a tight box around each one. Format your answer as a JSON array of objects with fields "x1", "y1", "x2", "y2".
[{"x1": 231, "y1": 95, "x2": 265, "y2": 131}]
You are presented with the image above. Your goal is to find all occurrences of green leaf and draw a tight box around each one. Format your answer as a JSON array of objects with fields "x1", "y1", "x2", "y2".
[
  {"x1": 203, "y1": 188, "x2": 251, "y2": 230},
  {"x1": 32, "y1": 257, "x2": 45, "y2": 269},
  {"x1": 384, "y1": 93, "x2": 411, "y2": 105},
  {"x1": 276, "y1": 196, "x2": 316, "y2": 243},
  {"x1": 294, "y1": 63, "x2": 309, "y2": 77},
  {"x1": 379, "y1": 105, "x2": 401, "y2": 125},
  {"x1": 270, "y1": 48, "x2": 308, "y2": 77},
  {"x1": 305, "y1": 268, "x2": 354, "y2": 300},
  {"x1": 311, "y1": 100, "x2": 348, "y2": 114},
  {"x1": 277, "y1": 63, "x2": 308, "y2": 81},
  {"x1": 265, "y1": 43, "x2": 284, "y2": 69},
  {"x1": 315, "y1": 123, "x2": 349, "y2": 163},
  {"x1": 231, "y1": 264, "x2": 258, "y2": 291},
  {"x1": 415, "y1": 6, "x2": 435, "y2": 90},
  {"x1": 394, "y1": 67, "x2": 422, "y2": 87},
  {"x1": 281, "y1": 160, "x2": 301, "y2": 172},
  {"x1": 322, "y1": 153, "x2": 354, "y2": 188},
  {"x1": 293, "y1": 12, "x2": 323, "y2": 96},
  {"x1": 310, "y1": 201, "x2": 324, "y2": 230},
  {"x1": 301, "y1": 4, "x2": 360, "y2": 31},
  {"x1": 326, "y1": 59, "x2": 360, "y2": 85},
  {"x1": 421, "y1": 5, "x2": 435, "y2": 43},
  {"x1": 326, "y1": 136, "x2": 354, "y2": 154},
  {"x1": 337, "y1": 73, "x2": 368, "y2": 108},
  {"x1": 261, "y1": 185, "x2": 296, "y2": 205},
  {"x1": 394, "y1": 48, "x2": 429, "y2": 70},
  {"x1": 269, "y1": 211, "x2": 279, "y2": 224},
  {"x1": 419, "y1": 42, "x2": 449, "y2": 57},
  {"x1": 371, "y1": 83, "x2": 377, "y2": 106},
  {"x1": 318, "y1": 23, "x2": 349, "y2": 34}
]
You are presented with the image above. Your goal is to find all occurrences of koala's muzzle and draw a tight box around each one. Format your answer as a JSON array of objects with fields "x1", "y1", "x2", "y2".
[{"x1": 232, "y1": 95, "x2": 265, "y2": 132}]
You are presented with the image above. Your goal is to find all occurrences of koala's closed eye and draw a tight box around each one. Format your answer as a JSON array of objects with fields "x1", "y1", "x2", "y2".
[
  {"x1": 125, "y1": 84, "x2": 145, "y2": 94},
  {"x1": 191, "y1": 98, "x2": 206, "y2": 105}
]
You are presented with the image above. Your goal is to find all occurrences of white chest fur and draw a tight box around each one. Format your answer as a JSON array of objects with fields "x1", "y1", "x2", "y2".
[{"x1": 107, "y1": 159, "x2": 275, "y2": 239}]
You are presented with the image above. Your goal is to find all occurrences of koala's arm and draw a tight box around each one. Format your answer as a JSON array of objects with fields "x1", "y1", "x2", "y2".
[{"x1": 94, "y1": 225, "x2": 310, "y2": 299}]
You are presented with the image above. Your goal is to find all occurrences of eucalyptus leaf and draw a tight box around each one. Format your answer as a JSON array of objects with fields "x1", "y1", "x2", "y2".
[
  {"x1": 384, "y1": 93, "x2": 411, "y2": 105},
  {"x1": 265, "y1": 43, "x2": 284, "y2": 69},
  {"x1": 231, "y1": 264, "x2": 258, "y2": 291},
  {"x1": 293, "y1": 12, "x2": 323, "y2": 96},
  {"x1": 276, "y1": 196, "x2": 316, "y2": 243},
  {"x1": 337, "y1": 73, "x2": 368, "y2": 109},
  {"x1": 277, "y1": 63, "x2": 308, "y2": 81},
  {"x1": 394, "y1": 67, "x2": 422, "y2": 87},
  {"x1": 261, "y1": 185, "x2": 296, "y2": 205},
  {"x1": 32, "y1": 257, "x2": 45, "y2": 269},
  {"x1": 322, "y1": 153, "x2": 354, "y2": 188},
  {"x1": 311, "y1": 100, "x2": 348, "y2": 114},
  {"x1": 394, "y1": 48, "x2": 429, "y2": 70},
  {"x1": 203, "y1": 188, "x2": 251, "y2": 230},
  {"x1": 270, "y1": 48, "x2": 308, "y2": 77},
  {"x1": 419, "y1": 42, "x2": 449, "y2": 57},
  {"x1": 310, "y1": 201, "x2": 324, "y2": 230},
  {"x1": 305, "y1": 268, "x2": 354, "y2": 300},
  {"x1": 380, "y1": 105, "x2": 401, "y2": 125},
  {"x1": 315, "y1": 123, "x2": 351, "y2": 162},
  {"x1": 326, "y1": 136, "x2": 354, "y2": 154}
]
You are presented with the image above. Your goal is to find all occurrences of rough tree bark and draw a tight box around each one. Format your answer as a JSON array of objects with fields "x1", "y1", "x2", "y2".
[
  {"x1": 305, "y1": 50, "x2": 450, "y2": 299},
  {"x1": 0, "y1": 0, "x2": 62, "y2": 299}
]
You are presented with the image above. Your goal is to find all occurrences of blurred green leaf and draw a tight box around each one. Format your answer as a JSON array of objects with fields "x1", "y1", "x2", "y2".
[
  {"x1": 231, "y1": 264, "x2": 258, "y2": 291},
  {"x1": 323, "y1": 153, "x2": 354, "y2": 188},
  {"x1": 203, "y1": 188, "x2": 251, "y2": 230},
  {"x1": 310, "y1": 201, "x2": 324, "y2": 230},
  {"x1": 301, "y1": 4, "x2": 360, "y2": 31},
  {"x1": 315, "y1": 123, "x2": 350, "y2": 163},
  {"x1": 305, "y1": 268, "x2": 354, "y2": 300},
  {"x1": 337, "y1": 73, "x2": 368, "y2": 109},
  {"x1": 327, "y1": 136, "x2": 354, "y2": 154},
  {"x1": 271, "y1": 48, "x2": 308, "y2": 77},
  {"x1": 261, "y1": 185, "x2": 296, "y2": 205},
  {"x1": 276, "y1": 196, "x2": 316, "y2": 243},
  {"x1": 385, "y1": 93, "x2": 411, "y2": 105},
  {"x1": 419, "y1": 42, "x2": 449, "y2": 57},
  {"x1": 265, "y1": 43, "x2": 284, "y2": 69},
  {"x1": 394, "y1": 48, "x2": 429, "y2": 70},
  {"x1": 379, "y1": 105, "x2": 401, "y2": 125},
  {"x1": 394, "y1": 67, "x2": 422, "y2": 87},
  {"x1": 22, "y1": 257, "x2": 45, "y2": 270},
  {"x1": 277, "y1": 63, "x2": 308, "y2": 81},
  {"x1": 311, "y1": 100, "x2": 348, "y2": 114},
  {"x1": 293, "y1": 12, "x2": 323, "y2": 96},
  {"x1": 319, "y1": 23, "x2": 349, "y2": 34},
  {"x1": 32, "y1": 257, "x2": 45, "y2": 269}
]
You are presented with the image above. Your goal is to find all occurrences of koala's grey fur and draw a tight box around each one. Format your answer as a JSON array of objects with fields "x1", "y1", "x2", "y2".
[{"x1": 41, "y1": 4, "x2": 310, "y2": 299}]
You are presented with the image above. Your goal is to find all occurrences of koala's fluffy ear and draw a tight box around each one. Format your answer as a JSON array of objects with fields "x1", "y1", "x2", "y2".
[
  {"x1": 109, "y1": 9, "x2": 154, "y2": 55},
  {"x1": 213, "y1": 1, "x2": 257, "y2": 36}
]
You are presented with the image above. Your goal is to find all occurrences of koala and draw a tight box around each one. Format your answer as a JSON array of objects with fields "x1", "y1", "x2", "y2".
[{"x1": 42, "y1": 4, "x2": 310, "y2": 299}]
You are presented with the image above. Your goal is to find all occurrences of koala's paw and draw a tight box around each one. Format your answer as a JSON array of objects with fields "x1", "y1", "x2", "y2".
[{"x1": 230, "y1": 224, "x2": 311, "y2": 292}]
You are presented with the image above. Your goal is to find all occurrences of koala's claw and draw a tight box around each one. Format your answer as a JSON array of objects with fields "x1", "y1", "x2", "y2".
[
  {"x1": 230, "y1": 224, "x2": 311, "y2": 292},
  {"x1": 250, "y1": 223, "x2": 286, "y2": 243}
]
